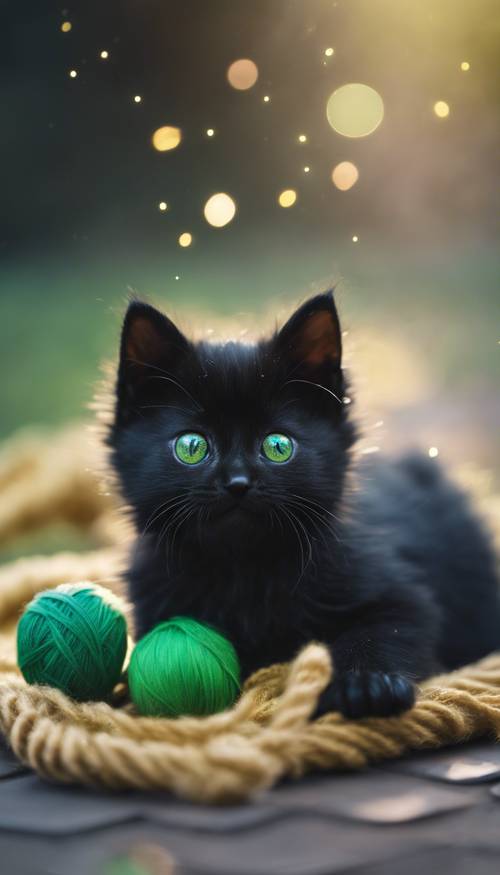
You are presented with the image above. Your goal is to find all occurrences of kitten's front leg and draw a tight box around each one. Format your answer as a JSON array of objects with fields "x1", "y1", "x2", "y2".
[{"x1": 314, "y1": 590, "x2": 439, "y2": 719}]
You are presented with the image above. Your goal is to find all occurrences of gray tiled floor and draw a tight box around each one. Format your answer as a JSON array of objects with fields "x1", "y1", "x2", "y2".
[{"x1": 1, "y1": 739, "x2": 500, "y2": 874}]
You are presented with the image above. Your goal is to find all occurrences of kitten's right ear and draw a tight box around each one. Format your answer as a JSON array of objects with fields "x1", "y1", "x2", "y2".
[{"x1": 116, "y1": 300, "x2": 189, "y2": 423}]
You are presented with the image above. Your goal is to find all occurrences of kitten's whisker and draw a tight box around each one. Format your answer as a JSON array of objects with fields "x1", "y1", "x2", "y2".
[
  {"x1": 165, "y1": 503, "x2": 197, "y2": 572},
  {"x1": 142, "y1": 492, "x2": 191, "y2": 535},
  {"x1": 285, "y1": 501, "x2": 331, "y2": 547},
  {"x1": 156, "y1": 500, "x2": 192, "y2": 556},
  {"x1": 174, "y1": 506, "x2": 198, "y2": 567},
  {"x1": 142, "y1": 495, "x2": 189, "y2": 534},
  {"x1": 139, "y1": 404, "x2": 195, "y2": 414},
  {"x1": 269, "y1": 507, "x2": 285, "y2": 537},
  {"x1": 147, "y1": 375, "x2": 203, "y2": 411},
  {"x1": 286, "y1": 491, "x2": 343, "y2": 523},
  {"x1": 284, "y1": 497, "x2": 341, "y2": 547},
  {"x1": 279, "y1": 506, "x2": 307, "y2": 581},
  {"x1": 282, "y1": 506, "x2": 313, "y2": 594},
  {"x1": 125, "y1": 356, "x2": 203, "y2": 411},
  {"x1": 281, "y1": 378, "x2": 343, "y2": 406}
]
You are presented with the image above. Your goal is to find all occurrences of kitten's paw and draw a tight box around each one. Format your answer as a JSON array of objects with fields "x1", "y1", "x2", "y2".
[{"x1": 313, "y1": 671, "x2": 415, "y2": 720}]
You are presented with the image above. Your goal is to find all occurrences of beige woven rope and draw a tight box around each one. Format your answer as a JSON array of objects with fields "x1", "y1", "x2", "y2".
[{"x1": 1, "y1": 424, "x2": 500, "y2": 803}]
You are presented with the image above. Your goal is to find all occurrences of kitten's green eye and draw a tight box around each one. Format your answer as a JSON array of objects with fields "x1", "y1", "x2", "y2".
[
  {"x1": 174, "y1": 433, "x2": 208, "y2": 465},
  {"x1": 262, "y1": 433, "x2": 293, "y2": 463}
]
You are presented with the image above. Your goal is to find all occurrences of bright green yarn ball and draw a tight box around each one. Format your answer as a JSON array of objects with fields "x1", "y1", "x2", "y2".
[
  {"x1": 17, "y1": 583, "x2": 128, "y2": 702},
  {"x1": 128, "y1": 616, "x2": 241, "y2": 717}
]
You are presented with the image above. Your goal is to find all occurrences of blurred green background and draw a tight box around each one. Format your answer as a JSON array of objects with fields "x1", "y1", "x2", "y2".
[{"x1": 1, "y1": 0, "x2": 499, "y2": 564}]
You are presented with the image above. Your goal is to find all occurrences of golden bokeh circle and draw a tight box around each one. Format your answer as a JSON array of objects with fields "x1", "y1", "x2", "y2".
[
  {"x1": 203, "y1": 193, "x2": 237, "y2": 228},
  {"x1": 227, "y1": 59, "x2": 258, "y2": 90},
  {"x1": 326, "y1": 84, "x2": 384, "y2": 138},
  {"x1": 152, "y1": 126, "x2": 182, "y2": 152},
  {"x1": 434, "y1": 101, "x2": 450, "y2": 118},
  {"x1": 278, "y1": 189, "x2": 297, "y2": 208},
  {"x1": 178, "y1": 233, "x2": 192, "y2": 247},
  {"x1": 331, "y1": 161, "x2": 359, "y2": 191}
]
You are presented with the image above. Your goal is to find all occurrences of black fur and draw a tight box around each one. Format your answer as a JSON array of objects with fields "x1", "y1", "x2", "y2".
[{"x1": 107, "y1": 293, "x2": 500, "y2": 719}]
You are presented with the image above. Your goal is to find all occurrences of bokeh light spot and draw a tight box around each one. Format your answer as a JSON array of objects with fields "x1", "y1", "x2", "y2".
[
  {"x1": 325, "y1": 47, "x2": 334, "y2": 57},
  {"x1": 428, "y1": 446, "x2": 439, "y2": 458},
  {"x1": 158, "y1": 201, "x2": 168, "y2": 211},
  {"x1": 178, "y1": 233, "x2": 192, "y2": 247},
  {"x1": 352, "y1": 235, "x2": 359, "y2": 242},
  {"x1": 152, "y1": 126, "x2": 182, "y2": 151},
  {"x1": 434, "y1": 101, "x2": 450, "y2": 118},
  {"x1": 227, "y1": 59, "x2": 258, "y2": 90},
  {"x1": 61, "y1": 21, "x2": 72, "y2": 33},
  {"x1": 203, "y1": 193, "x2": 236, "y2": 227},
  {"x1": 461, "y1": 61, "x2": 470, "y2": 71},
  {"x1": 298, "y1": 134, "x2": 307, "y2": 143},
  {"x1": 263, "y1": 95, "x2": 270, "y2": 103},
  {"x1": 69, "y1": 69, "x2": 77, "y2": 78},
  {"x1": 332, "y1": 161, "x2": 359, "y2": 191},
  {"x1": 303, "y1": 166, "x2": 310, "y2": 173},
  {"x1": 100, "y1": 50, "x2": 109, "y2": 59},
  {"x1": 278, "y1": 189, "x2": 297, "y2": 208},
  {"x1": 134, "y1": 95, "x2": 142, "y2": 103},
  {"x1": 206, "y1": 128, "x2": 215, "y2": 137},
  {"x1": 326, "y1": 83, "x2": 384, "y2": 138}
]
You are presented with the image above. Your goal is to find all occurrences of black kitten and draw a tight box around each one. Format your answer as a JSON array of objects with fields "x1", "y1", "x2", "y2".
[{"x1": 107, "y1": 293, "x2": 500, "y2": 719}]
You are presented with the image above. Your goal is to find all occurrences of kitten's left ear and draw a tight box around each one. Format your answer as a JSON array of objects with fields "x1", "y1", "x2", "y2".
[
  {"x1": 273, "y1": 291, "x2": 342, "y2": 385},
  {"x1": 115, "y1": 299, "x2": 189, "y2": 424}
]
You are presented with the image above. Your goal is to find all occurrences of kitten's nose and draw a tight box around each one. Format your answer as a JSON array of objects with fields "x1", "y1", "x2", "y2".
[{"x1": 225, "y1": 475, "x2": 251, "y2": 498}]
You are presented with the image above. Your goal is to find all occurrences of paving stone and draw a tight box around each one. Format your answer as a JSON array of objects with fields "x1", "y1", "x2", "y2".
[
  {"x1": 0, "y1": 818, "x2": 410, "y2": 875},
  {"x1": 41, "y1": 817, "x2": 425, "y2": 875},
  {"x1": 488, "y1": 782, "x2": 500, "y2": 801},
  {"x1": 380, "y1": 742, "x2": 500, "y2": 784},
  {"x1": 351, "y1": 846, "x2": 500, "y2": 875},
  {"x1": 0, "y1": 747, "x2": 499, "y2": 874},
  {"x1": 0, "y1": 776, "x2": 144, "y2": 836},
  {"x1": 264, "y1": 770, "x2": 477, "y2": 824},
  {"x1": 0, "y1": 739, "x2": 28, "y2": 780},
  {"x1": 0, "y1": 773, "x2": 287, "y2": 839},
  {"x1": 142, "y1": 795, "x2": 287, "y2": 832}
]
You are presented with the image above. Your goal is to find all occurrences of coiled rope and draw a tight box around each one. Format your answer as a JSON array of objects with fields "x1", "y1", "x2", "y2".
[{"x1": 0, "y1": 424, "x2": 500, "y2": 802}]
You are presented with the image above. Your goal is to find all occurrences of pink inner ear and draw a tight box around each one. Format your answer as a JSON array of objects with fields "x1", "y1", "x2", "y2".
[
  {"x1": 296, "y1": 310, "x2": 340, "y2": 367},
  {"x1": 126, "y1": 316, "x2": 163, "y2": 366}
]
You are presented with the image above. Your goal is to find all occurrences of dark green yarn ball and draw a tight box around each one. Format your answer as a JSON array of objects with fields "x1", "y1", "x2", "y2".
[
  {"x1": 128, "y1": 616, "x2": 241, "y2": 718},
  {"x1": 17, "y1": 583, "x2": 128, "y2": 702}
]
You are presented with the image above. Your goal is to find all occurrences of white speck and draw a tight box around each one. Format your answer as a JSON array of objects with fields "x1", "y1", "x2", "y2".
[{"x1": 428, "y1": 446, "x2": 439, "y2": 458}]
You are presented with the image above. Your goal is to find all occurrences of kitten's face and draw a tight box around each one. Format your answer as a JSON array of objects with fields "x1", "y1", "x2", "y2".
[{"x1": 108, "y1": 294, "x2": 354, "y2": 553}]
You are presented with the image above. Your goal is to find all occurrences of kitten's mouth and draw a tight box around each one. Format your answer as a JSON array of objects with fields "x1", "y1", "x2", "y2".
[{"x1": 210, "y1": 496, "x2": 256, "y2": 521}]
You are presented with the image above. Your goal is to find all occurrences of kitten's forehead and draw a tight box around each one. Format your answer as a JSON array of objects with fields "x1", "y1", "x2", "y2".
[{"x1": 192, "y1": 340, "x2": 278, "y2": 415}]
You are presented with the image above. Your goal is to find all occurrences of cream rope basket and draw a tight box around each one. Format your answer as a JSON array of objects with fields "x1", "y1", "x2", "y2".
[{"x1": 1, "y1": 424, "x2": 500, "y2": 803}]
